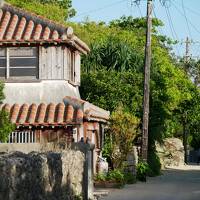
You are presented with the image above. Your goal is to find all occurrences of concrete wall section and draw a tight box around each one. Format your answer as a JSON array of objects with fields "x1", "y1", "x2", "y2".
[{"x1": 3, "y1": 80, "x2": 80, "y2": 104}]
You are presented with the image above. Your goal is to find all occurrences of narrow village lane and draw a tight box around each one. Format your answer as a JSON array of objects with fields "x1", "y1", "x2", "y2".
[{"x1": 103, "y1": 166, "x2": 200, "y2": 200}]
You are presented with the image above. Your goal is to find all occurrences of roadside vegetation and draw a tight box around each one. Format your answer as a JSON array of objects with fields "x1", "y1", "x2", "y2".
[{"x1": 0, "y1": 82, "x2": 15, "y2": 142}]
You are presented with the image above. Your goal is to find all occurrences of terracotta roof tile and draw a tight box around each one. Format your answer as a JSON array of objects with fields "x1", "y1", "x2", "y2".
[
  {"x1": 24, "y1": 20, "x2": 34, "y2": 40},
  {"x1": 33, "y1": 24, "x2": 42, "y2": 40},
  {"x1": 63, "y1": 96, "x2": 110, "y2": 122},
  {"x1": 65, "y1": 104, "x2": 74, "y2": 122},
  {"x1": 0, "y1": 11, "x2": 11, "y2": 39},
  {"x1": 0, "y1": 102, "x2": 83, "y2": 126},
  {"x1": 0, "y1": 3, "x2": 90, "y2": 54},
  {"x1": 10, "y1": 103, "x2": 20, "y2": 123},
  {"x1": 27, "y1": 103, "x2": 37, "y2": 124},
  {"x1": 15, "y1": 17, "x2": 26, "y2": 40},
  {"x1": 56, "y1": 103, "x2": 65, "y2": 123},
  {"x1": 6, "y1": 14, "x2": 18, "y2": 40},
  {"x1": 37, "y1": 103, "x2": 46, "y2": 124}
]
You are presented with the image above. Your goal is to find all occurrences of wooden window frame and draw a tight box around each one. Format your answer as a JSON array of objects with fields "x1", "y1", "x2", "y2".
[{"x1": 0, "y1": 47, "x2": 39, "y2": 80}]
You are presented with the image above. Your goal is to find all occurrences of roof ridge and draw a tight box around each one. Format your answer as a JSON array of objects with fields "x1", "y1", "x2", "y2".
[
  {"x1": 3, "y1": 2, "x2": 68, "y2": 33},
  {"x1": 0, "y1": 2, "x2": 90, "y2": 54}
]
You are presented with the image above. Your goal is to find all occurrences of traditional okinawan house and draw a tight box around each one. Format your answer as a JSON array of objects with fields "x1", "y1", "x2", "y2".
[
  {"x1": 0, "y1": 2, "x2": 109, "y2": 171},
  {"x1": 64, "y1": 96, "x2": 110, "y2": 173}
]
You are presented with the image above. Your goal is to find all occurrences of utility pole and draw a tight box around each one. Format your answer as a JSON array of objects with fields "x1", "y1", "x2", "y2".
[
  {"x1": 185, "y1": 36, "x2": 190, "y2": 63},
  {"x1": 141, "y1": 0, "x2": 153, "y2": 162},
  {"x1": 183, "y1": 114, "x2": 188, "y2": 164},
  {"x1": 183, "y1": 36, "x2": 190, "y2": 164}
]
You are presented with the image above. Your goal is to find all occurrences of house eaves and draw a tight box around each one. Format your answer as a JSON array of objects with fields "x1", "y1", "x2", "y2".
[{"x1": 0, "y1": 3, "x2": 90, "y2": 54}]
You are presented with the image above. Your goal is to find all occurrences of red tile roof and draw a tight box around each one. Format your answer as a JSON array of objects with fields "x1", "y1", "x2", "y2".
[
  {"x1": 0, "y1": 3, "x2": 90, "y2": 54},
  {"x1": 63, "y1": 96, "x2": 110, "y2": 122},
  {"x1": 0, "y1": 102, "x2": 83, "y2": 127}
]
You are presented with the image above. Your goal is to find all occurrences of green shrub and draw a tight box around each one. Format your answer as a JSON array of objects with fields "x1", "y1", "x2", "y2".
[
  {"x1": 94, "y1": 173, "x2": 107, "y2": 182},
  {"x1": 123, "y1": 172, "x2": 137, "y2": 184},
  {"x1": 136, "y1": 161, "x2": 150, "y2": 182},
  {"x1": 147, "y1": 150, "x2": 161, "y2": 176},
  {"x1": 95, "y1": 169, "x2": 137, "y2": 185},
  {"x1": 95, "y1": 169, "x2": 125, "y2": 184},
  {"x1": 107, "y1": 169, "x2": 125, "y2": 183}
]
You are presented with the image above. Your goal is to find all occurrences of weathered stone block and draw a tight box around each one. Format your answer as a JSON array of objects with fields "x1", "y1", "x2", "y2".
[
  {"x1": 156, "y1": 138, "x2": 184, "y2": 168},
  {"x1": 0, "y1": 150, "x2": 85, "y2": 200}
]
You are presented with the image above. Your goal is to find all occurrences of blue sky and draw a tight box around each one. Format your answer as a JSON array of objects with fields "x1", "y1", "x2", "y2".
[{"x1": 70, "y1": 0, "x2": 200, "y2": 58}]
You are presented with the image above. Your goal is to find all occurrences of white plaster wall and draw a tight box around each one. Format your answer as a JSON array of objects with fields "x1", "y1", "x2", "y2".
[{"x1": 3, "y1": 80, "x2": 80, "y2": 104}]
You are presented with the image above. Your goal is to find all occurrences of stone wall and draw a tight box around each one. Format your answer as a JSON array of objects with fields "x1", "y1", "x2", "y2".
[
  {"x1": 124, "y1": 146, "x2": 138, "y2": 175},
  {"x1": 156, "y1": 137, "x2": 185, "y2": 168},
  {"x1": 0, "y1": 150, "x2": 85, "y2": 200},
  {"x1": 0, "y1": 142, "x2": 72, "y2": 154}
]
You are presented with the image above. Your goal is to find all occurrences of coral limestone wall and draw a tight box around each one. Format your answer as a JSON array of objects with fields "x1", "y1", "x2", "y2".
[{"x1": 0, "y1": 150, "x2": 85, "y2": 200}]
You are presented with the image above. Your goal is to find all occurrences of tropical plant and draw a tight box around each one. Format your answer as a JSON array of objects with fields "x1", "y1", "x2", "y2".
[
  {"x1": 136, "y1": 161, "x2": 150, "y2": 182},
  {"x1": 0, "y1": 82, "x2": 15, "y2": 142},
  {"x1": 109, "y1": 105, "x2": 140, "y2": 169}
]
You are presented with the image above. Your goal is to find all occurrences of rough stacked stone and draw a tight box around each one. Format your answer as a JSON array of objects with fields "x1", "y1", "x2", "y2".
[
  {"x1": 156, "y1": 138, "x2": 185, "y2": 168},
  {"x1": 0, "y1": 150, "x2": 85, "y2": 200}
]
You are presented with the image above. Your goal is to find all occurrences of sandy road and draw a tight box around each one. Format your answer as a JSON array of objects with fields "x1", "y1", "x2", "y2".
[{"x1": 103, "y1": 165, "x2": 200, "y2": 200}]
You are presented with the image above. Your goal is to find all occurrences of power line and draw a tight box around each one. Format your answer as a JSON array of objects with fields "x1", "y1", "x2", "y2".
[
  {"x1": 172, "y1": 1, "x2": 200, "y2": 36},
  {"x1": 152, "y1": 2, "x2": 181, "y2": 56},
  {"x1": 175, "y1": 1, "x2": 200, "y2": 19},
  {"x1": 165, "y1": 6, "x2": 179, "y2": 42},
  {"x1": 137, "y1": 3, "x2": 143, "y2": 17},
  {"x1": 181, "y1": 0, "x2": 193, "y2": 39},
  {"x1": 152, "y1": 5, "x2": 164, "y2": 35},
  {"x1": 128, "y1": 0, "x2": 143, "y2": 18},
  {"x1": 71, "y1": 0, "x2": 128, "y2": 18},
  {"x1": 163, "y1": 4, "x2": 181, "y2": 55},
  {"x1": 159, "y1": 0, "x2": 172, "y2": 7}
]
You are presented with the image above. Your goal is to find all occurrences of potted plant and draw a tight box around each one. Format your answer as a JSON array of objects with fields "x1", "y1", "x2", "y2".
[{"x1": 94, "y1": 169, "x2": 125, "y2": 188}]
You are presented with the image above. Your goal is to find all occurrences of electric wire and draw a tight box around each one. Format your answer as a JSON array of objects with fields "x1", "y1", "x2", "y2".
[
  {"x1": 181, "y1": 0, "x2": 193, "y2": 39},
  {"x1": 71, "y1": 0, "x2": 128, "y2": 19},
  {"x1": 162, "y1": 5, "x2": 181, "y2": 55},
  {"x1": 163, "y1": 4, "x2": 181, "y2": 56},
  {"x1": 175, "y1": 1, "x2": 200, "y2": 19},
  {"x1": 164, "y1": 6, "x2": 176, "y2": 40},
  {"x1": 171, "y1": 1, "x2": 200, "y2": 36},
  {"x1": 172, "y1": 1, "x2": 200, "y2": 61},
  {"x1": 165, "y1": 6, "x2": 179, "y2": 42},
  {"x1": 136, "y1": 3, "x2": 143, "y2": 17},
  {"x1": 152, "y1": 5, "x2": 164, "y2": 35}
]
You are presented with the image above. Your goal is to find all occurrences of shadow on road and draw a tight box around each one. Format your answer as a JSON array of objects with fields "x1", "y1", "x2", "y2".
[{"x1": 103, "y1": 166, "x2": 200, "y2": 200}]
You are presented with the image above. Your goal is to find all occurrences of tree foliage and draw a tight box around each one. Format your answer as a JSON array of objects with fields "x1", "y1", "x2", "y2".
[
  {"x1": 0, "y1": 110, "x2": 15, "y2": 142},
  {"x1": 7, "y1": 0, "x2": 76, "y2": 22},
  {"x1": 106, "y1": 105, "x2": 140, "y2": 169},
  {"x1": 0, "y1": 82, "x2": 15, "y2": 142},
  {"x1": 79, "y1": 16, "x2": 199, "y2": 174},
  {"x1": 0, "y1": 81, "x2": 4, "y2": 104}
]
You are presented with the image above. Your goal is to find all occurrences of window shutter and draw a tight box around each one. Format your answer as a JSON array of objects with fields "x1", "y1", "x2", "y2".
[
  {"x1": 0, "y1": 48, "x2": 6, "y2": 77},
  {"x1": 9, "y1": 47, "x2": 38, "y2": 78}
]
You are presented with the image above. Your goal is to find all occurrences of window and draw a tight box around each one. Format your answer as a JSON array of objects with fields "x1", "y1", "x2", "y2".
[
  {"x1": 0, "y1": 47, "x2": 38, "y2": 80},
  {"x1": 0, "y1": 48, "x2": 6, "y2": 77}
]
